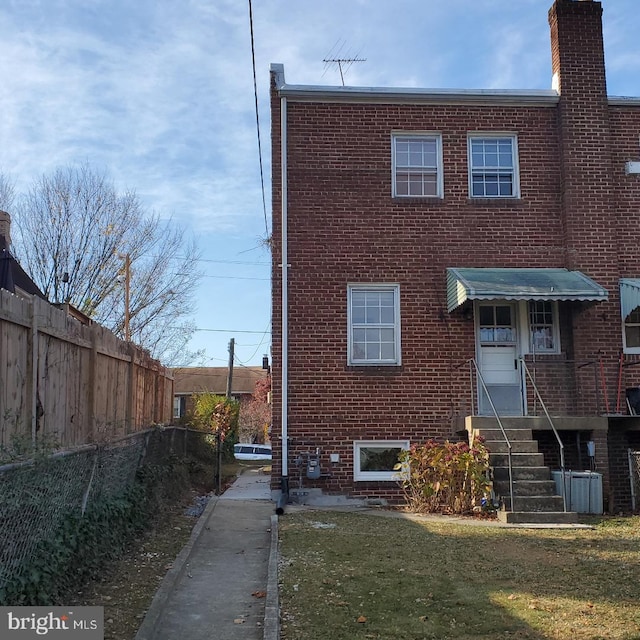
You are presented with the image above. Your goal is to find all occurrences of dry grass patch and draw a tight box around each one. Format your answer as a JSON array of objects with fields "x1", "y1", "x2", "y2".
[{"x1": 278, "y1": 511, "x2": 640, "y2": 640}]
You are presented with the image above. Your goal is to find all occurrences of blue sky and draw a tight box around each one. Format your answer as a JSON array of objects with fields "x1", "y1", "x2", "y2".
[{"x1": 1, "y1": 0, "x2": 638, "y2": 368}]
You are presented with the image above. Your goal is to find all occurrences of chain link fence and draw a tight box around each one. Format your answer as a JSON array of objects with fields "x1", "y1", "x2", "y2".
[
  {"x1": 629, "y1": 449, "x2": 640, "y2": 512},
  {"x1": 0, "y1": 427, "x2": 218, "y2": 594}
]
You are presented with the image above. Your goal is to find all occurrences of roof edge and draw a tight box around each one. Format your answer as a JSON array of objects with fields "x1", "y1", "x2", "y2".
[
  {"x1": 609, "y1": 96, "x2": 640, "y2": 106},
  {"x1": 270, "y1": 65, "x2": 640, "y2": 107},
  {"x1": 277, "y1": 83, "x2": 560, "y2": 107}
]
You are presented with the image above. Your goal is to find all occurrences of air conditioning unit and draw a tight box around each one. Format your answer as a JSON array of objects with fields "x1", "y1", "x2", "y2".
[{"x1": 552, "y1": 471, "x2": 603, "y2": 514}]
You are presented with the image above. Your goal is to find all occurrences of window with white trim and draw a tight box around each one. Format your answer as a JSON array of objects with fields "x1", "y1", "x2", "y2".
[
  {"x1": 353, "y1": 440, "x2": 409, "y2": 481},
  {"x1": 528, "y1": 301, "x2": 559, "y2": 353},
  {"x1": 392, "y1": 134, "x2": 443, "y2": 198},
  {"x1": 624, "y1": 307, "x2": 640, "y2": 353},
  {"x1": 468, "y1": 135, "x2": 519, "y2": 198},
  {"x1": 348, "y1": 285, "x2": 401, "y2": 365},
  {"x1": 173, "y1": 396, "x2": 183, "y2": 419}
]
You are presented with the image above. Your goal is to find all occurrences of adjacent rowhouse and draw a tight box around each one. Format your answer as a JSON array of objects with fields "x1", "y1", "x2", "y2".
[{"x1": 270, "y1": 0, "x2": 640, "y2": 516}]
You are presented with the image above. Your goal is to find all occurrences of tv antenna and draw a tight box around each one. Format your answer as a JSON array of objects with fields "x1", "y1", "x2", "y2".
[{"x1": 322, "y1": 39, "x2": 366, "y2": 86}]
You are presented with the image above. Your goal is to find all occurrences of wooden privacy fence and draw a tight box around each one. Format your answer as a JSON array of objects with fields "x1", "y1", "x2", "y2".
[{"x1": 0, "y1": 289, "x2": 173, "y2": 449}]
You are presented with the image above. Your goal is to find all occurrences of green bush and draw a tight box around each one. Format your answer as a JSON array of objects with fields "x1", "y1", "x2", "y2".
[{"x1": 398, "y1": 439, "x2": 492, "y2": 515}]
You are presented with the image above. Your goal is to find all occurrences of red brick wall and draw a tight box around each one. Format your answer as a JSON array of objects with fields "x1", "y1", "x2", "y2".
[{"x1": 270, "y1": 2, "x2": 640, "y2": 498}]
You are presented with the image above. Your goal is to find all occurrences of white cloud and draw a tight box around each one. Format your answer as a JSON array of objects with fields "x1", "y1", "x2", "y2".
[{"x1": 1, "y1": 0, "x2": 638, "y2": 364}]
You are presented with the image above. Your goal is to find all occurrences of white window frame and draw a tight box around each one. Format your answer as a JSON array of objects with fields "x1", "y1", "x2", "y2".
[
  {"x1": 527, "y1": 300, "x2": 560, "y2": 354},
  {"x1": 623, "y1": 306, "x2": 640, "y2": 354},
  {"x1": 173, "y1": 396, "x2": 182, "y2": 419},
  {"x1": 468, "y1": 133, "x2": 520, "y2": 198},
  {"x1": 353, "y1": 440, "x2": 410, "y2": 481},
  {"x1": 392, "y1": 132, "x2": 443, "y2": 198},
  {"x1": 347, "y1": 284, "x2": 401, "y2": 366}
]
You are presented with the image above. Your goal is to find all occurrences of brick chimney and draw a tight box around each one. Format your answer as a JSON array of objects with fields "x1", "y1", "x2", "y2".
[
  {"x1": 0, "y1": 210, "x2": 10, "y2": 247},
  {"x1": 548, "y1": 0, "x2": 613, "y2": 270},
  {"x1": 548, "y1": 0, "x2": 617, "y2": 380},
  {"x1": 549, "y1": 0, "x2": 607, "y2": 101}
]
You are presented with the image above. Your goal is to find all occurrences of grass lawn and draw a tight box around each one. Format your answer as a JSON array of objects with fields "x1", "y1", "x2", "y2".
[{"x1": 278, "y1": 510, "x2": 640, "y2": 640}]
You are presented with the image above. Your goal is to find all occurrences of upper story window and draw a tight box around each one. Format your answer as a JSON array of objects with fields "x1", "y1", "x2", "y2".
[
  {"x1": 392, "y1": 134, "x2": 443, "y2": 198},
  {"x1": 468, "y1": 135, "x2": 519, "y2": 198},
  {"x1": 348, "y1": 284, "x2": 401, "y2": 365}
]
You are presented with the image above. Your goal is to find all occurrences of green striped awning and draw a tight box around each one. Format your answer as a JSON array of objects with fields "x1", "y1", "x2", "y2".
[{"x1": 447, "y1": 268, "x2": 608, "y2": 312}]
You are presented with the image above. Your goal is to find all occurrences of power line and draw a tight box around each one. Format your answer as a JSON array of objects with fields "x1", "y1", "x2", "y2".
[
  {"x1": 175, "y1": 273, "x2": 270, "y2": 281},
  {"x1": 248, "y1": 0, "x2": 269, "y2": 239},
  {"x1": 233, "y1": 360, "x2": 271, "y2": 376},
  {"x1": 192, "y1": 257, "x2": 268, "y2": 266},
  {"x1": 235, "y1": 320, "x2": 271, "y2": 364},
  {"x1": 189, "y1": 328, "x2": 272, "y2": 334},
  {"x1": 143, "y1": 254, "x2": 269, "y2": 266}
]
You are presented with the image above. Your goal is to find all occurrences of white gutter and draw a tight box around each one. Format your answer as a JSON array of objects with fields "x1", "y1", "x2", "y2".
[
  {"x1": 277, "y1": 84, "x2": 560, "y2": 108},
  {"x1": 280, "y1": 95, "x2": 289, "y2": 480}
]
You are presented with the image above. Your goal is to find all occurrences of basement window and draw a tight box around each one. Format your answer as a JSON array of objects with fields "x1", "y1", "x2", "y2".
[{"x1": 353, "y1": 440, "x2": 409, "y2": 481}]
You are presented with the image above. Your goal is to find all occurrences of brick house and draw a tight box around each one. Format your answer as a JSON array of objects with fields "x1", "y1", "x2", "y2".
[
  {"x1": 270, "y1": 0, "x2": 640, "y2": 518},
  {"x1": 171, "y1": 366, "x2": 268, "y2": 420}
]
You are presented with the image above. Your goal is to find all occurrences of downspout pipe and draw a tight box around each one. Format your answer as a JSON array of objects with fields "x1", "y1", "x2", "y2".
[{"x1": 276, "y1": 90, "x2": 289, "y2": 515}]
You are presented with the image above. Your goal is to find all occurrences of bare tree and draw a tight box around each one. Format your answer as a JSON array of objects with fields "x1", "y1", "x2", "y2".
[
  {"x1": 239, "y1": 375, "x2": 271, "y2": 443},
  {"x1": 0, "y1": 173, "x2": 15, "y2": 215},
  {"x1": 12, "y1": 163, "x2": 203, "y2": 365}
]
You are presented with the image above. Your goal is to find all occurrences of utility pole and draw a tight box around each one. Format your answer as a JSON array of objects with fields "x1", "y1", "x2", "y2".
[
  {"x1": 123, "y1": 254, "x2": 131, "y2": 341},
  {"x1": 226, "y1": 338, "x2": 235, "y2": 399},
  {"x1": 218, "y1": 338, "x2": 235, "y2": 494}
]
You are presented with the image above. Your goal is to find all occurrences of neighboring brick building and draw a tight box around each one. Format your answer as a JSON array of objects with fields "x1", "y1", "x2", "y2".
[
  {"x1": 270, "y1": 0, "x2": 640, "y2": 513},
  {"x1": 172, "y1": 366, "x2": 267, "y2": 419}
]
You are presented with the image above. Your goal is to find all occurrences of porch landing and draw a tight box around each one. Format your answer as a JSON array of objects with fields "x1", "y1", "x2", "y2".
[{"x1": 456, "y1": 415, "x2": 608, "y2": 434}]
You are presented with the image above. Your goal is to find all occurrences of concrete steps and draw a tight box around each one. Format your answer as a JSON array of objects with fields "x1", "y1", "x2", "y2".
[
  {"x1": 471, "y1": 426, "x2": 576, "y2": 525},
  {"x1": 490, "y1": 452, "x2": 545, "y2": 467},
  {"x1": 493, "y1": 465, "x2": 552, "y2": 481},
  {"x1": 483, "y1": 439, "x2": 540, "y2": 454},
  {"x1": 498, "y1": 510, "x2": 578, "y2": 525},
  {"x1": 501, "y1": 494, "x2": 565, "y2": 512},
  {"x1": 497, "y1": 479, "x2": 559, "y2": 496}
]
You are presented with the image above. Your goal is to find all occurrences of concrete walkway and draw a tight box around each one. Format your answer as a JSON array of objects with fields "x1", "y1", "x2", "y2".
[{"x1": 136, "y1": 467, "x2": 276, "y2": 640}]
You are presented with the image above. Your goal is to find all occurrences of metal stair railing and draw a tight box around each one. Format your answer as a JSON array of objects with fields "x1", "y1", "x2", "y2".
[
  {"x1": 464, "y1": 358, "x2": 515, "y2": 513},
  {"x1": 519, "y1": 358, "x2": 567, "y2": 512}
]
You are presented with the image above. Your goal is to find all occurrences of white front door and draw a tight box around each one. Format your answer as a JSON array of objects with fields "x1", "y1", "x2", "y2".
[{"x1": 477, "y1": 303, "x2": 523, "y2": 416}]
